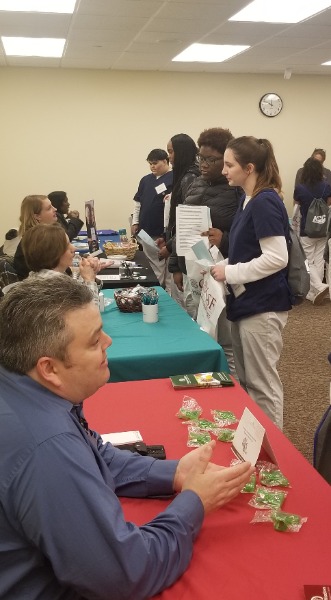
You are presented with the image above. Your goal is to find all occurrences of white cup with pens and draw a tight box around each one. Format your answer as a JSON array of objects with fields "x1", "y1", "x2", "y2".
[{"x1": 142, "y1": 290, "x2": 159, "y2": 323}]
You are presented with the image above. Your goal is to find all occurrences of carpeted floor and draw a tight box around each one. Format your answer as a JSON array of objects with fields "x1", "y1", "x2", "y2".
[{"x1": 278, "y1": 296, "x2": 330, "y2": 464}]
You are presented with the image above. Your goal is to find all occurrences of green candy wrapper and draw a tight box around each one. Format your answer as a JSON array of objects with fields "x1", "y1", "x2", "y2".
[
  {"x1": 187, "y1": 426, "x2": 211, "y2": 447},
  {"x1": 241, "y1": 473, "x2": 257, "y2": 493},
  {"x1": 259, "y1": 467, "x2": 290, "y2": 488},
  {"x1": 177, "y1": 409, "x2": 200, "y2": 420},
  {"x1": 211, "y1": 409, "x2": 237, "y2": 427},
  {"x1": 248, "y1": 486, "x2": 287, "y2": 510},
  {"x1": 217, "y1": 428, "x2": 235, "y2": 442},
  {"x1": 197, "y1": 419, "x2": 218, "y2": 431},
  {"x1": 176, "y1": 395, "x2": 202, "y2": 421},
  {"x1": 251, "y1": 509, "x2": 307, "y2": 532}
]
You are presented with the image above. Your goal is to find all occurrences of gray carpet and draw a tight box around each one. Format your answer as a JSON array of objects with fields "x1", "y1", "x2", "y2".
[{"x1": 278, "y1": 296, "x2": 330, "y2": 463}]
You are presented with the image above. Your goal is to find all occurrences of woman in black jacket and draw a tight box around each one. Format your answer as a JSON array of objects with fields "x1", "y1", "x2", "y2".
[{"x1": 158, "y1": 133, "x2": 199, "y2": 260}]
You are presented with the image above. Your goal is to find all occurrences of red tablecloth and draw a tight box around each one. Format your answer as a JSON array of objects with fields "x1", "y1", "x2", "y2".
[{"x1": 84, "y1": 378, "x2": 331, "y2": 600}]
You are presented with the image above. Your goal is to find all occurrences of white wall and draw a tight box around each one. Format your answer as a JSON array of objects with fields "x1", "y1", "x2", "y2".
[{"x1": 1, "y1": 67, "x2": 330, "y2": 240}]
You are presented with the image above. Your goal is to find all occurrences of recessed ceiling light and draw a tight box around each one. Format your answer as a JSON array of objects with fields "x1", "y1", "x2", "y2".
[
  {"x1": 0, "y1": 0, "x2": 76, "y2": 13},
  {"x1": 229, "y1": 0, "x2": 331, "y2": 24},
  {"x1": 172, "y1": 43, "x2": 250, "y2": 63},
  {"x1": 2, "y1": 37, "x2": 66, "y2": 57}
]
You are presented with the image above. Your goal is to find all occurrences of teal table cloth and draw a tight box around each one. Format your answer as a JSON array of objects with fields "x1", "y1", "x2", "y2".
[{"x1": 102, "y1": 286, "x2": 228, "y2": 383}]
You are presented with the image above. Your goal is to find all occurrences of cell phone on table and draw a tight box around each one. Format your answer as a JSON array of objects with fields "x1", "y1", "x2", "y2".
[{"x1": 116, "y1": 442, "x2": 166, "y2": 459}]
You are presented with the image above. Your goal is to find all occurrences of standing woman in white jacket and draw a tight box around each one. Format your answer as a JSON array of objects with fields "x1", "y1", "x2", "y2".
[{"x1": 211, "y1": 136, "x2": 292, "y2": 429}]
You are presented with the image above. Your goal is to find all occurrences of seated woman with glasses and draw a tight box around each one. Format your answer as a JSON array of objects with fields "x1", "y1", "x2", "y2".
[{"x1": 21, "y1": 223, "x2": 100, "y2": 304}]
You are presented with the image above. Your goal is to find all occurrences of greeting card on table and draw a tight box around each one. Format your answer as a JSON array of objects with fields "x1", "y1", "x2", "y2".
[{"x1": 232, "y1": 407, "x2": 278, "y2": 466}]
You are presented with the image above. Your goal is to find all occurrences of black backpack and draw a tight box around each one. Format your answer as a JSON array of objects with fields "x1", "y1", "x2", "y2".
[
  {"x1": 304, "y1": 186, "x2": 329, "y2": 238},
  {"x1": 287, "y1": 227, "x2": 310, "y2": 305}
]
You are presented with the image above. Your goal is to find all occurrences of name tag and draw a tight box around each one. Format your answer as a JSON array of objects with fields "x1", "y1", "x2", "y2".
[
  {"x1": 155, "y1": 182, "x2": 167, "y2": 194},
  {"x1": 231, "y1": 283, "x2": 246, "y2": 298}
]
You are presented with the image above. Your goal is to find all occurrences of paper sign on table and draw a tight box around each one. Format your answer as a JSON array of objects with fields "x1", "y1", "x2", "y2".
[
  {"x1": 101, "y1": 430, "x2": 143, "y2": 445},
  {"x1": 232, "y1": 407, "x2": 278, "y2": 466},
  {"x1": 98, "y1": 274, "x2": 121, "y2": 281},
  {"x1": 176, "y1": 205, "x2": 211, "y2": 256}
]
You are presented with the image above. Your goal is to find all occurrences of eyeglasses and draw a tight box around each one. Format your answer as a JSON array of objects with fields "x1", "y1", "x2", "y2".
[{"x1": 197, "y1": 154, "x2": 223, "y2": 166}]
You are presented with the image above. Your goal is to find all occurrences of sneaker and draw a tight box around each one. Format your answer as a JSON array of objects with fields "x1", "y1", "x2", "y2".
[
  {"x1": 306, "y1": 291, "x2": 315, "y2": 302},
  {"x1": 313, "y1": 286, "x2": 329, "y2": 305}
]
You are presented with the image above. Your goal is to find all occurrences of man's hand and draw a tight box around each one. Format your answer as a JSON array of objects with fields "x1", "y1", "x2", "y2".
[
  {"x1": 201, "y1": 228, "x2": 223, "y2": 248},
  {"x1": 174, "y1": 443, "x2": 254, "y2": 514},
  {"x1": 173, "y1": 271, "x2": 183, "y2": 292},
  {"x1": 131, "y1": 224, "x2": 139, "y2": 236}
]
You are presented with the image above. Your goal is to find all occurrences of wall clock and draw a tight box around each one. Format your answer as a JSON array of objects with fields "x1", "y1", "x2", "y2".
[{"x1": 259, "y1": 93, "x2": 283, "y2": 117}]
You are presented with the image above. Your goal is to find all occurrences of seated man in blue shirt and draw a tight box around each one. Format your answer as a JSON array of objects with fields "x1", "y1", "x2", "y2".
[{"x1": 0, "y1": 276, "x2": 252, "y2": 600}]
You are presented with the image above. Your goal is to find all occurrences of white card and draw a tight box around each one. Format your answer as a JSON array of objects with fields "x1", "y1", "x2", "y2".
[
  {"x1": 101, "y1": 430, "x2": 143, "y2": 445},
  {"x1": 136, "y1": 229, "x2": 158, "y2": 249},
  {"x1": 155, "y1": 182, "x2": 167, "y2": 194},
  {"x1": 97, "y1": 274, "x2": 121, "y2": 281},
  {"x1": 232, "y1": 407, "x2": 265, "y2": 466}
]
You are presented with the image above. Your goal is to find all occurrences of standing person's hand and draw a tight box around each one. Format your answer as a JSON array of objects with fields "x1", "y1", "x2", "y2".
[
  {"x1": 173, "y1": 272, "x2": 184, "y2": 291},
  {"x1": 68, "y1": 210, "x2": 80, "y2": 219},
  {"x1": 201, "y1": 228, "x2": 223, "y2": 248},
  {"x1": 210, "y1": 264, "x2": 226, "y2": 282},
  {"x1": 155, "y1": 237, "x2": 166, "y2": 248},
  {"x1": 159, "y1": 246, "x2": 170, "y2": 259},
  {"x1": 131, "y1": 224, "x2": 139, "y2": 236},
  {"x1": 174, "y1": 443, "x2": 253, "y2": 514}
]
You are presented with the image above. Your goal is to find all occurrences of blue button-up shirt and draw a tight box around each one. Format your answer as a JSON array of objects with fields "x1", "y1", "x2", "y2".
[{"x1": 0, "y1": 366, "x2": 203, "y2": 600}]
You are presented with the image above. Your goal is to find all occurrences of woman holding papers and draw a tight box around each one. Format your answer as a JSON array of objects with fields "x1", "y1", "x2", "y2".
[
  {"x1": 211, "y1": 136, "x2": 292, "y2": 430},
  {"x1": 168, "y1": 127, "x2": 241, "y2": 376},
  {"x1": 157, "y1": 133, "x2": 199, "y2": 304}
]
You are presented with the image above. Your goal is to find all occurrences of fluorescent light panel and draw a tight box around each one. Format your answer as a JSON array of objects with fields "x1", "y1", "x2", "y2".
[
  {"x1": 0, "y1": 0, "x2": 76, "y2": 13},
  {"x1": 2, "y1": 37, "x2": 66, "y2": 57},
  {"x1": 322, "y1": 60, "x2": 331, "y2": 65},
  {"x1": 173, "y1": 43, "x2": 250, "y2": 63},
  {"x1": 229, "y1": 0, "x2": 331, "y2": 24}
]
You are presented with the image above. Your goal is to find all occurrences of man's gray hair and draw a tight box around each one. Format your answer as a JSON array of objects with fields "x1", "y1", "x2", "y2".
[{"x1": 0, "y1": 275, "x2": 94, "y2": 374}]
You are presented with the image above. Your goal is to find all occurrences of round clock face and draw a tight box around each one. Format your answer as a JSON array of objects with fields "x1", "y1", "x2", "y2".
[{"x1": 259, "y1": 93, "x2": 283, "y2": 117}]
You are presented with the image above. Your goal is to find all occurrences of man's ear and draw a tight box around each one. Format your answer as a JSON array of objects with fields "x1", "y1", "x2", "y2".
[{"x1": 35, "y1": 356, "x2": 63, "y2": 388}]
